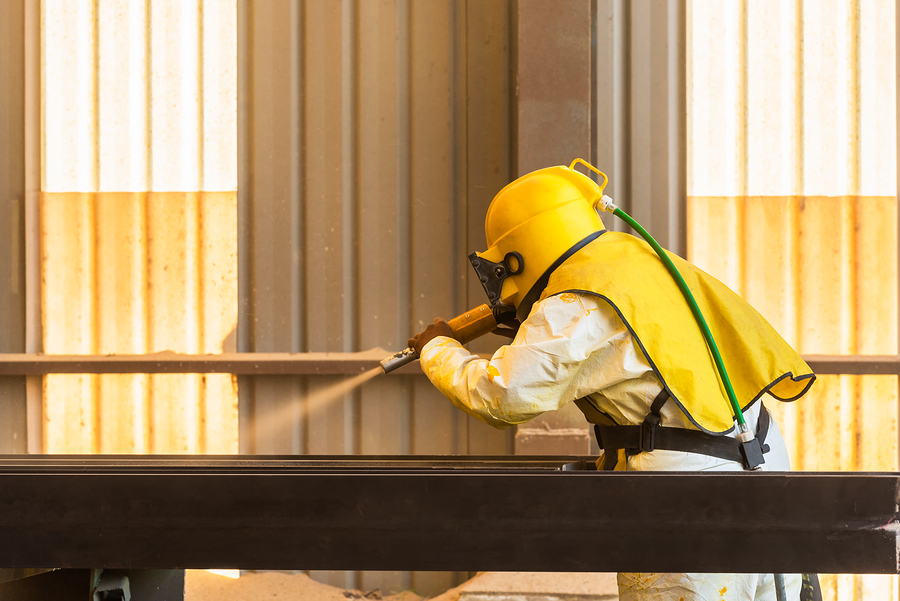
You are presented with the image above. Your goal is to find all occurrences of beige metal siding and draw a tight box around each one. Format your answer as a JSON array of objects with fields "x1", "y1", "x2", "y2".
[
  {"x1": 688, "y1": 1, "x2": 897, "y2": 599},
  {"x1": 41, "y1": 0, "x2": 238, "y2": 454}
]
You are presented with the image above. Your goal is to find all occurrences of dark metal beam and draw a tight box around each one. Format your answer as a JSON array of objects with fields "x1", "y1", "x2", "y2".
[{"x1": 0, "y1": 456, "x2": 896, "y2": 574}]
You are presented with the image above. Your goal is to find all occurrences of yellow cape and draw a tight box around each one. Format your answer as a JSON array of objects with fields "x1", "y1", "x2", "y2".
[{"x1": 539, "y1": 232, "x2": 815, "y2": 434}]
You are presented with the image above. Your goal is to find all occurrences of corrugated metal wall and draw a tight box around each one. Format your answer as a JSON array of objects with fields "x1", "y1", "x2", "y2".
[
  {"x1": 27, "y1": 0, "x2": 899, "y2": 594},
  {"x1": 687, "y1": 1, "x2": 898, "y2": 599},
  {"x1": 237, "y1": 0, "x2": 517, "y2": 593},
  {"x1": 40, "y1": 0, "x2": 239, "y2": 454}
]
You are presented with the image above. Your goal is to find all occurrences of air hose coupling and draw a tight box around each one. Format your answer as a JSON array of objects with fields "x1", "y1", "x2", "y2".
[
  {"x1": 736, "y1": 422, "x2": 765, "y2": 470},
  {"x1": 596, "y1": 194, "x2": 617, "y2": 213}
]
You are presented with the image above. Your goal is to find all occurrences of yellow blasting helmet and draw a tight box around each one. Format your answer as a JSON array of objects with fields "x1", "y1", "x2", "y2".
[{"x1": 469, "y1": 159, "x2": 609, "y2": 319}]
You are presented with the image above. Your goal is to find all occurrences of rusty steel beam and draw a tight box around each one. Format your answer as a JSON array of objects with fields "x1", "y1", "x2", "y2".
[
  {"x1": 803, "y1": 355, "x2": 900, "y2": 376},
  {"x1": 1, "y1": 352, "x2": 899, "y2": 376},
  {"x1": 0, "y1": 350, "x2": 421, "y2": 376}
]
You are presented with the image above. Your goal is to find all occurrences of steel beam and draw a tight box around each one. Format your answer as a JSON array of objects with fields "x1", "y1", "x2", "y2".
[
  {"x1": 3, "y1": 352, "x2": 899, "y2": 376},
  {"x1": 0, "y1": 456, "x2": 896, "y2": 574},
  {"x1": 803, "y1": 355, "x2": 900, "y2": 376},
  {"x1": 0, "y1": 350, "x2": 420, "y2": 375}
]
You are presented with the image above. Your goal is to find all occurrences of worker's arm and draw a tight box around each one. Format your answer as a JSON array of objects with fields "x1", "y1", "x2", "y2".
[{"x1": 418, "y1": 293, "x2": 646, "y2": 429}]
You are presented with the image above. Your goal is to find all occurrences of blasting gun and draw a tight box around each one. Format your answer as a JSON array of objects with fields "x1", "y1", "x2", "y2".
[{"x1": 380, "y1": 304, "x2": 511, "y2": 374}]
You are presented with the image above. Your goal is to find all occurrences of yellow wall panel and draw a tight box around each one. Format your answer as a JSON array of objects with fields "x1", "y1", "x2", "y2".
[
  {"x1": 41, "y1": 0, "x2": 238, "y2": 453},
  {"x1": 690, "y1": 4, "x2": 896, "y2": 594},
  {"x1": 766, "y1": 374, "x2": 898, "y2": 473},
  {"x1": 740, "y1": 197, "x2": 800, "y2": 346},
  {"x1": 95, "y1": 192, "x2": 149, "y2": 453},
  {"x1": 40, "y1": 192, "x2": 237, "y2": 454},
  {"x1": 797, "y1": 197, "x2": 858, "y2": 355},
  {"x1": 199, "y1": 192, "x2": 238, "y2": 454},
  {"x1": 857, "y1": 197, "x2": 899, "y2": 354},
  {"x1": 41, "y1": 193, "x2": 96, "y2": 354},
  {"x1": 686, "y1": 196, "x2": 743, "y2": 292},
  {"x1": 858, "y1": 375, "x2": 899, "y2": 471},
  {"x1": 41, "y1": 192, "x2": 96, "y2": 453}
]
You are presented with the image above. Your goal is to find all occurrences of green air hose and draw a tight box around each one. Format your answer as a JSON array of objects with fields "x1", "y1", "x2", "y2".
[
  {"x1": 569, "y1": 159, "x2": 750, "y2": 435},
  {"x1": 611, "y1": 207, "x2": 747, "y2": 429}
]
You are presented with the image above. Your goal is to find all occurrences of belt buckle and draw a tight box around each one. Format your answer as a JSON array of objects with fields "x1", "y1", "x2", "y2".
[{"x1": 639, "y1": 417, "x2": 658, "y2": 452}]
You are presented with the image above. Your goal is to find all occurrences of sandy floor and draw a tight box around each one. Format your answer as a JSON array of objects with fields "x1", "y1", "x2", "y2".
[
  {"x1": 185, "y1": 571, "x2": 424, "y2": 601},
  {"x1": 185, "y1": 570, "x2": 617, "y2": 601}
]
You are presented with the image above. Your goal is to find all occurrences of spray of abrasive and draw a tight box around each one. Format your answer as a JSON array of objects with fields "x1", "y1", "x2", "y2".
[
  {"x1": 381, "y1": 304, "x2": 502, "y2": 374},
  {"x1": 251, "y1": 366, "x2": 384, "y2": 443}
]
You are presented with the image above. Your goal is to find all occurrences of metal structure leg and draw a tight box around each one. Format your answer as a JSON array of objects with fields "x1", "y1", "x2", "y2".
[{"x1": 0, "y1": 569, "x2": 184, "y2": 601}]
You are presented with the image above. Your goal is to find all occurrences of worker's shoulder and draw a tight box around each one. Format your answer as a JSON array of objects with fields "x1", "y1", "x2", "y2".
[{"x1": 532, "y1": 290, "x2": 617, "y2": 322}]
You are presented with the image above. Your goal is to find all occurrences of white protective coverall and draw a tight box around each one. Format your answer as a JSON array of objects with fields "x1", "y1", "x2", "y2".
[{"x1": 419, "y1": 292, "x2": 801, "y2": 601}]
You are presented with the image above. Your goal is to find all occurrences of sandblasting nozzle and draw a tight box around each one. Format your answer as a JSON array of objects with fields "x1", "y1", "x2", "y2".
[{"x1": 380, "y1": 347, "x2": 419, "y2": 374}]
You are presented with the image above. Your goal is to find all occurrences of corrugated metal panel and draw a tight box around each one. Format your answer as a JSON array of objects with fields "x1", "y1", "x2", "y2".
[
  {"x1": 688, "y1": 1, "x2": 897, "y2": 599},
  {"x1": 237, "y1": 0, "x2": 513, "y2": 593},
  {"x1": 0, "y1": 0, "x2": 27, "y2": 453},
  {"x1": 40, "y1": 0, "x2": 238, "y2": 454}
]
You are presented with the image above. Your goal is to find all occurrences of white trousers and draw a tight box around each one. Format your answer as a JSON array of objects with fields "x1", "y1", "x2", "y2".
[
  {"x1": 611, "y1": 405, "x2": 802, "y2": 601},
  {"x1": 617, "y1": 572, "x2": 802, "y2": 601}
]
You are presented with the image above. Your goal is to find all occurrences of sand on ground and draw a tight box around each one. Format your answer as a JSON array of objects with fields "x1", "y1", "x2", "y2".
[
  {"x1": 186, "y1": 570, "x2": 423, "y2": 601},
  {"x1": 186, "y1": 570, "x2": 618, "y2": 601}
]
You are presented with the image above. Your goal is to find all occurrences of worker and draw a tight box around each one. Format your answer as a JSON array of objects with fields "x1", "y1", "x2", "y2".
[{"x1": 408, "y1": 161, "x2": 816, "y2": 601}]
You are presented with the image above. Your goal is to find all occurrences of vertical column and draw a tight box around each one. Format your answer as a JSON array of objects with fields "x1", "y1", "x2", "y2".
[
  {"x1": 0, "y1": 0, "x2": 28, "y2": 453},
  {"x1": 628, "y1": 0, "x2": 686, "y2": 256},
  {"x1": 594, "y1": 0, "x2": 630, "y2": 222},
  {"x1": 513, "y1": 0, "x2": 593, "y2": 455},
  {"x1": 896, "y1": 0, "x2": 900, "y2": 483},
  {"x1": 237, "y1": 0, "x2": 307, "y2": 456},
  {"x1": 463, "y1": 0, "x2": 515, "y2": 456},
  {"x1": 515, "y1": 0, "x2": 591, "y2": 176},
  {"x1": 408, "y1": 0, "x2": 466, "y2": 460},
  {"x1": 597, "y1": 0, "x2": 686, "y2": 254},
  {"x1": 24, "y1": 0, "x2": 41, "y2": 454}
]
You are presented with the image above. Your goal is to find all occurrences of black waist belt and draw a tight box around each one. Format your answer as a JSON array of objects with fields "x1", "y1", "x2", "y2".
[{"x1": 592, "y1": 389, "x2": 771, "y2": 470}]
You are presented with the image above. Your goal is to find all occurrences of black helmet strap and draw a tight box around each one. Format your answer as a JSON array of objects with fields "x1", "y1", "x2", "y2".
[{"x1": 515, "y1": 229, "x2": 607, "y2": 322}]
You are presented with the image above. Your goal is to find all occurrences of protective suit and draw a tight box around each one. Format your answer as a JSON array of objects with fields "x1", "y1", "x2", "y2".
[
  {"x1": 420, "y1": 293, "x2": 802, "y2": 601},
  {"x1": 411, "y1": 161, "x2": 815, "y2": 601}
]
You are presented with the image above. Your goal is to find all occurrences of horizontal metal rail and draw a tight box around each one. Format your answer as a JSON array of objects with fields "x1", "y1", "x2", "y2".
[
  {"x1": 0, "y1": 456, "x2": 896, "y2": 574},
  {"x1": 0, "y1": 350, "x2": 418, "y2": 375},
  {"x1": 803, "y1": 355, "x2": 900, "y2": 376},
  {"x1": 0, "y1": 352, "x2": 897, "y2": 375}
]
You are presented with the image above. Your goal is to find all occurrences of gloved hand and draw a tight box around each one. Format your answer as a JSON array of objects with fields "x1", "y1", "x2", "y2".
[{"x1": 408, "y1": 318, "x2": 454, "y2": 355}]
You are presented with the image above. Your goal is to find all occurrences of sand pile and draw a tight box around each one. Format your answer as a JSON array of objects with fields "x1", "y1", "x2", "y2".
[{"x1": 185, "y1": 571, "x2": 423, "y2": 601}]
